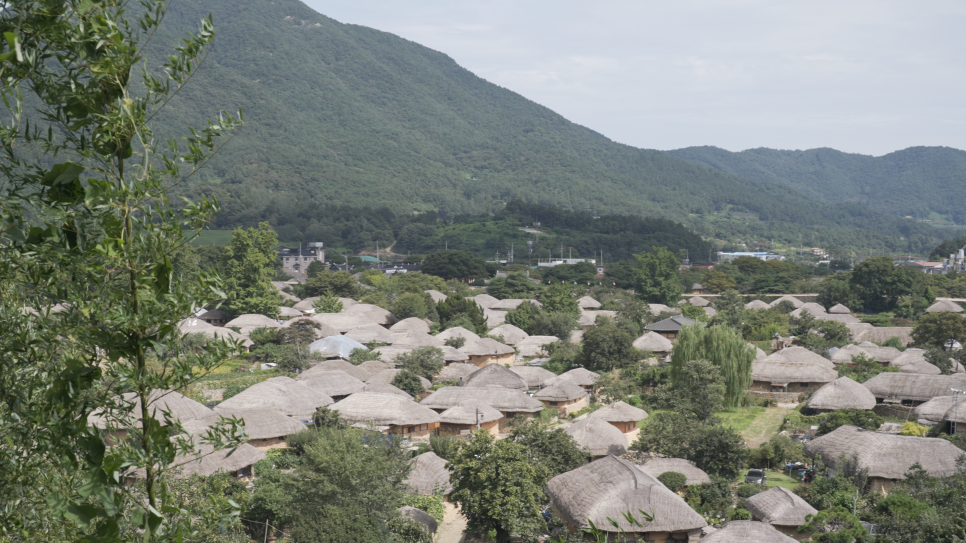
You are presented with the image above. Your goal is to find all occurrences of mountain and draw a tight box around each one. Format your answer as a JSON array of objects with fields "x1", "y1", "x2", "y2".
[
  {"x1": 665, "y1": 146, "x2": 966, "y2": 225},
  {"x1": 138, "y1": 0, "x2": 956, "y2": 253}
]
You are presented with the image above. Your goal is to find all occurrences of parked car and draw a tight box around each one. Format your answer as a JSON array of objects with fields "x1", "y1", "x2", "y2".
[{"x1": 744, "y1": 469, "x2": 767, "y2": 484}]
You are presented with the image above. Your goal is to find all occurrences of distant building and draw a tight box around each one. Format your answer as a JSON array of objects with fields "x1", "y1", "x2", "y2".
[
  {"x1": 898, "y1": 261, "x2": 945, "y2": 275},
  {"x1": 536, "y1": 258, "x2": 596, "y2": 268},
  {"x1": 277, "y1": 242, "x2": 324, "y2": 273},
  {"x1": 718, "y1": 252, "x2": 785, "y2": 262}
]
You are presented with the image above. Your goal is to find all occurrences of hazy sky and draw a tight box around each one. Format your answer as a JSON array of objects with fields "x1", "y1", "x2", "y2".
[{"x1": 302, "y1": 1, "x2": 965, "y2": 156}]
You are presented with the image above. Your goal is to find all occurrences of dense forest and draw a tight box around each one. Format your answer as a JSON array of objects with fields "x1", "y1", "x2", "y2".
[
  {"x1": 125, "y1": 0, "x2": 959, "y2": 255},
  {"x1": 667, "y1": 145, "x2": 966, "y2": 224}
]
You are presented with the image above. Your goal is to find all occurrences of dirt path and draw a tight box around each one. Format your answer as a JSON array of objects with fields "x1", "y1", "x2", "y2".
[
  {"x1": 742, "y1": 404, "x2": 796, "y2": 447},
  {"x1": 437, "y1": 502, "x2": 467, "y2": 543}
]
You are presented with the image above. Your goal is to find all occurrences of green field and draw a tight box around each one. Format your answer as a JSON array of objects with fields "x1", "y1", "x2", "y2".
[
  {"x1": 717, "y1": 407, "x2": 766, "y2": 433},
  {"x1": 191, "y1": 229, "x2": 234, "y2": 247}
]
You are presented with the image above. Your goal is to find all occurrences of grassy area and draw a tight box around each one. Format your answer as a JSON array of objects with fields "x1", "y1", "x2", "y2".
[
  {"x1": 191, "y1": 229, "x2": 234, "y2": 246},
  {"x1": 764, "y1": 469, "x2": 801, "y2": 490},
  {"x1": 717, "y1": 407, "x2": 765, "y2": 433}
]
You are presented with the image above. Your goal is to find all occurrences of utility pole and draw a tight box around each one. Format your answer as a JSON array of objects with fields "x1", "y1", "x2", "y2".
[{"x1": 953, "y1": 388, "x2": 965, "y2": 435}]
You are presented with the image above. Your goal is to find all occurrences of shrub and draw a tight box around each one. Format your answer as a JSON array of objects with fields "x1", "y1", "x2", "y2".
[
  {"x1": 657, "y1": 471, "x2": 688, "y2": 491},
  {"x1": 736, "y1": 483, "x2": 766, "y2": 498},
  {"x1": 347, "y1": 348, "x2": 381, "y2": 365},
  {"x1": 900, "y1": 421, "x2": 928, "y2": 436},
  {"x1": 392, "y1": 369, "x2": 425, "y2": 398},
  {"x1": 443, "y1": 336, "x2": 466, "y2": 349},
  {"x1": 222, "y1": 384, "x2": 246, "y2": 400},
  {"x1": 728, "y1": 508, "x2": 752, "y2": 521}
]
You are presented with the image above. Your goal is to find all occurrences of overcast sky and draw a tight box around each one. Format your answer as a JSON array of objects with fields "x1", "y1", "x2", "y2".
[{"x1": 302, "y1": 0, "x2": 965, "y2": 156}]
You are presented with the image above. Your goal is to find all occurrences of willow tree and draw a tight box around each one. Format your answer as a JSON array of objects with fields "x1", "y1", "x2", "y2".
[{"x1": 669, "y1": 325, "x2": 754, "y2": 408}]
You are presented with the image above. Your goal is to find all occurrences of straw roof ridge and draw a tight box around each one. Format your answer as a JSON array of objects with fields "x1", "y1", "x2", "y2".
[
  {"x1": 406, "y1": 452, "x2": 453, "y2": 495},
  {"x1": 565, "y1": 417, "x2": 629, "y2": 457},
  {"x1": 744, "y1": 486, "x2": 818, "y2": 526},
  {"x1": 420, "y1": 386, "x2": 544, "y2": 413},
  {"x1": 806, "y1": 377, "x2": 877, "y2": 411},
  {"x1": 484, "y1": 308, "x2": 507, "y2": 327},
  {"x1": 390, "y1": 331, "x2": 446, "y2": 349},
  {"x1": 766, "y1": 347, "x2": 834, "y2": 369},
  {"x1": 224, "y1": 314, "x2": 280, "y2": 329},
  {"x1": 311, "y1": 312, "x2": 380, "y2": 333},
  {"x1": 436, "y1": 363, "x2": 480, "y2": 382},
  {"x1": 435, "y1": 326, "x2": 481, "y2": 343},
  {"x1": 463, "y1": 364, "x2": 529, "y2": 391},
  {"x1": 558, "y1": 367, "x2": 600, "y2": 386},
  {"x1": 516, "y1": 335, "x2": 559, "y2": 357},
  {"x1": 439, "y1": 402, "x2": 503, "y2": 424},
  {"x1": 545, "y1": 455, "x2": 707, "y2": 533},
  {"x1": 459, "y1": 337, "x2": 514, "y2": 356},
  {"x1": 215, "y1": 377, "x2": 333, "y2": 419},
  {"x1": 577, "y1": 296, "x2": 601, "y2": 309},
  {"x1": 912, "y1": 396, "x2": 963, "y2": 424},
  {"x1": 862, "y1": 373, "x2": 966, "y2": 403},
  {"x1": 344, "y1": 303, "x2": 395, "y2": 324},
  {"x1": 744, "y1": 299, "x2": 770, "y2": 311},
  {"x1": 633, "y1": 332, "x2": 674, "y2": 352},
  {"x1": 925, "y1": 300, "x2": 965, "y2": 313},
  {"x1": 509, "y1": 366, "x2": 558, "y2": 388},
  {"x1": 769, "y1": 296, "x2": 805, "y2": 309},
  {"x1": 300, "y1": 359, "x2": 372, "y2": 381},
  {"x1": 533, "y1": 380, "x2": 587, "y2": 402},
  {"x1": 700, "y1": 521, "x2": 797, "y2": 543},
  {"x1": 640, "y1": 458, "x2": 710, "y2": 486},
  {"x1": 299, "y1": 370, "x2": 367, "y2": 397},
  {"x1": 488, "y1": 324, "x2": 529, "y2": 345},
  {"x1": 389, "y1": 317, "x2": 432, "y2": 334},
  {"x1": 193, "y1": 407, "x2": 306, "y2": 440},
  {"x1": 688, "y1": 296, "x2": 710, "y2": 307},
  {"x1": 88, "y1": 389, "x2": 213, "y2": 430},
  {"x1": 943, "y1": 401, "x2": 966, "y2": 423},
  {"x1": 752, "y1": 359, "x2": 838, "y2": 384},
  {"x1": 425, "y1": 290, "x2": 447, "y2": 303},
  {"x1": 345, "y1": 323, "x2": 395, "y2": 344},
  {"x1": 590, "y1": 401, "x2": 649, "y2": 423},
  {"x1": 467, "y1": 294, "x2": 499, "y2": 309},
  {"x1": 366, "y1": 369, "x2": 432, "y2": 391},
  {"x1": 359, "y1": 360, "x2": 392, "y2": 374},
  {"x1": 361, "y1": 382, "x2": 413, "y2": 398},
  {"x1": 332, "y1": 392, "x2": 440, "y2": 427},
  {"x1": 828, "y1": 303, "x2": 852, "y2": 314},
  {"x1": 157, "y1": 439, "x2": 265, "y2": 479}
]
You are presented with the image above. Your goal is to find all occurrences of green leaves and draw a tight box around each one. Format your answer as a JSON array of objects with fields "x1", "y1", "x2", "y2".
[{"x1": 1, "y1": 32, "x2": 22, "y2": 63}]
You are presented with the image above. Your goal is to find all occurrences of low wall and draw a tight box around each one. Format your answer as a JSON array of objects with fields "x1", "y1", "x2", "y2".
[
  {"x1": 873, "y1": 404, "x2": 916, "y2": 420},
  {"x1": 747, "y1": 390, "x2": 802, "y2": 403}
]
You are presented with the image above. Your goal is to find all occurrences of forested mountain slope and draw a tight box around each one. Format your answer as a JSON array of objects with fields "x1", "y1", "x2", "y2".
[
  {"x1": 665, "y1": 146, "x2": 966, "y2": 224},
  {"x1": 139, "y1": 0, "x2": 954, "y2": 253}
]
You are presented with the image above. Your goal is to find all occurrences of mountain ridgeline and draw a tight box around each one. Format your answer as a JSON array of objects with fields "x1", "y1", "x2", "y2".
[{"x1": 138, "y1": 0, "x2": 957, "y2": 254}]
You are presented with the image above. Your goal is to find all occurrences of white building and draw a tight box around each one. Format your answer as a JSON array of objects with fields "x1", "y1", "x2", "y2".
[
  {"x1": 277, "y1": 242, "x2": 325, "y2": 272},
  {"x1": 717, "y1": 252, "x2": 785, "y2": 262}
]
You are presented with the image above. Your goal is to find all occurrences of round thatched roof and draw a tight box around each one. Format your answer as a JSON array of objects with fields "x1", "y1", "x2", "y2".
[
  {"x1": 467, "y1": 294, "x2": 499, "y2": 309},
  {"x1": 345, "y1": 323, "x2": 395, "y2": 344},
  {"x1": 278, "y1": 306, "x2": 304, "y2": 319},
  {"x1": 640, "y1": 458, "x2": 711, "y2": 486},
  {"x1": 590, "y1": 401, "x2": 649, "y2": 423},
  {"x1": 752, "y1": 359, "x2": 838, "y2": 385},
  {"x1": 746, "y1": 343, "x2": 768, "y2": 361},
  {"x1": 178, "y1": 318, "x2": 214, "y2": 332},
  {"x1": 420, "y1": 386, "x2": 544, "y2": 413},
  {"x1": 366, "y1": 369, "x2": 432, "y2": 391},
  {"x1": 332, "y1": 392, "x2": 440, "y2": 427},
  {"x1": 688, "y1": 296, "x2": 710, "y2": 307},
  {"x1": 398, "y1": 506, "x2": 438, "y2": 534},
  {"x1": 534, "y1": 380, "x2": 587, "y2": 402},
  {"x1": 744, "y1": 486, "x2": 818, "y2": 527},
  {"x1": 701, "y1": 521, "x2": 796, "y2": 543},
  {"x1": 224, "y1": 314, "x2": 281, "y2": 330},
  {"x1": 565, "y1": 418, "x2": 629, "y2": 457},
  {"x1": 484, "y1": 308, "x2": 507, "y2": 327},
  {"x1": 292, "y1": 297, "x2": 319, "y2": 312},
  {"x1": 136, "y1": 439, "x2": 265, "y2": 479},
  {"x1": 633, "y1": 331, "x2": 674, "y2": 352},
  {"x1": 828, "y1": 303, "x2": 851, "y2": 314},
  {"x1": 299, "y1": 370, "x2": 367, "y2": 397},
  {"x1": 440, "y1": 345, "x2": 469, "y2": 362},
  {"x1": 488, "y1": 324, "x2": 529, "y2": 345},
  {"x1": 943, "y1": 401, "x2": 966, "y2": 423},
  {"x1": 406, "y1": 451, "x2": 453, "y2": 495},
  {"x1": 925, "y1": 300, "x2": 965, "y2": 313},
  {"x1": 459, "y1": 337, "x2": 515, "y2": 356},
  {"x1": 890, "y1": 348, "x2": 927, "y2": 368},
  {"x1": 463, "y1": 364, "x2": 528, "y2": 391},
  {"x1": 912, "y1": 395, "x2": 962, "y2": 424},
  {"x1": 359, "y1": 359, "x2": 392, "y2": 374},
  {"x1": 372, "y1": 345, "x2": 413, "y2": 362},
  {"x1": 439, "y1": 402, "x2": 503, "y2": 425},
  {"x1": 558, "y1": 367, "x2": 600, "y2": 387},
  {"x1": 389, "y1": 317, "x2": 432, "y2": 334},
  {"x1": 436, "y1": 326, "x2": 480, "y2": 343},
  {"x1": 545, "y1": 455, "x2": 707, "y2": 534},
  {"x1": 768, "y1": 295, "x2": 804, "y2": 309},
  {"x1": 311, "y1": 312, "x2": 380, "y2": 333},
  {"x1": 215, "y1": 377, "x2": 332, "y2": 419},
  {"x1": 191, "y1": 407, "x2": 306, "y2": 440},
  {"x1": 806, "y1": 377, "x2": 877, "y2": 411},
  {"x1": 88, "y1": 390, "x2": 213, "y2": 430},
  {"x1": 301, "y1": 359, "x2": 372, "y2": 381},
  {"x1": 648, "y1": 303, "x2": 679, "y2": 315},
  {"x1": 509, "y1": 366, "x2": 558, "y2": 389},
  {"x1": 390, "y1": 331, "x2": 446, "y2": 349},
  {"x1": 765, "y1": 347, "x2": 835, "y2": 369},
  {"x1": 344, "y1": 303, "x2": 396, "y2": 325},
  {"x1": 744, "y1": 299, "x2": 770, "y2": 311},
  {"x1": 516, "y1": 335, "x2": 559, "y2": 358},
  {"x1": 578, "y1": 310, "x2": 618, "y2": 327},
  {"x1": 490, "y1": 298, "x2": 542, "y2": 310},
  {"x1": 578, "y1": 296, "x2": 601, "y2": 310},
  {"x1": 703, "y1": 306, "x2": 717, "y2": 318},
  {"x1": 436, "y1": 363, "x2": 480, "y2": 382},
  {"x1": 899, "y1": 360, "x2": 942, "y2": 375},
  {"x1": 424, "y1": 289, "x2": 447, "y2": 303},
  {"x1": 863, "y1": 372, "x2": 966, "y2": 404},
  {"x1": 361, "y1": 382, "x2": 413, "y2": 398}
]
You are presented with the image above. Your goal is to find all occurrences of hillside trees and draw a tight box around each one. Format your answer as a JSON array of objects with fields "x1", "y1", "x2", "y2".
[{"x1": 422, "y1": 250, "x2": 488, "y2": 281}]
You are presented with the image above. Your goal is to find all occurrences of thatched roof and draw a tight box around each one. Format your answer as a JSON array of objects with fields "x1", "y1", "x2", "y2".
[
  {"x1": 299, "y1": 370, "x2": 367, "y2": 397},
  {"x1": 292, "y1": 297, "x2": 319, "y2": 312},
  {"x1": 484, "y1": 308, "x2": 507, "y2": 327},
  {"x1": 590, "y1": 401, "x2": 649, "y2": 423},
  {"x1": 516, "y1": 335, "x2": 559, "y2": 358},
  {"x1": 769, "y1": 295, "x2": 804, "y2": 309},
  {"x1": 463, "y1": 364, "x2": 529, "y2": 391},
  {"x1": 899, "y1": 360, "x2": 942, "y2": 375},
  {"x1": 398, "y1": 506, "x2": 438, "y2": 534},
  {"x1": 863, "y1": 373, "x2": 966, "y2": 404},
  {"x1": 215, "y1": 377, "x2": 333, "y2": 419},
  {"x1": 467, "y1": 294, "x2": 499, "y2": 309},
  {"x1": 436, "y1": 363, "x2": 480, "y2": 382},
  {"x1": 805, "y1": 425, "x2": 966, "y2": 480},
  {"x1": 490, "y1": 298, "x2": 542, "y2": 310},
  {"x1": 806, "y1": 377, "x2": 877, "y2": 411},
  {"x1": 943, "y1": 400, "x2": 966, "y2": 423},
  {"x1": 819, "y1": 313, "x2": 862, "y2": 324},
  {"x1": 648, "y1": 303, "x2": 680, "y2": 315},
  {"x1": 311, "y1": 312, "x2": 380, "y2": 333},
  {"x1": 307, "y1": 335, "x2": 368, "y2": 359},
  {"x1": 439, "y1": 402, "x2": 503, "y2": 425},
  {"x1": 224, "y1": 314, "x2": 281, "y2": 333},
  {"x1": 302, "y1": 359, "x2": 372, "y2": 381},
  {"x1": 191, "y1": 407, "x2": 306, "y2": 440},
  {"x1": 765, "y1": 347, "x2": 835, "y2": 369},
  {"x1": 744, "y1": 299, "x2": 770, "y2": 311},
  {"x1": 534, "y1": 380, "x2": 587, "y2": 402},
  {"x1": 847, "y1": 324, "x2": 914, "y2": 346},
  {"x1": 912, "y1": 396, "x2": 963, "y2": 424},
  {"x1": 488, "y1": 324, "x2": 529, "y2": 345},
  {"x1": 344, "y1": 303, "x2": 396, "y2": 325},
  {"x1": 545, "y1": 455, "x2": 706, "y2": 533},
  {"x1": 277, "y1": 306, "x2": 304, "y2": 319},
  {"x1": 926, "y1": 300, "x2": 965, "y2": 313},
  {"x1": 752, "y1": 359, "x2": 837, "y2": 385},
  {"x1": 406, "y1": 452, "x2": 453, "y2": 495},
  {"x1": 744, "y1": 486, "x2": 818, "y2": 527},
  {"x1": 372, "y1": 346, "x2": 413, "y2": 362},
  {"x1": 565, "y1": 418, "x2": 629, "y2": 457},
  {"x1": 178, "y1": 318, "x2": 214, "y2": 332},
  {"x1": 558, "y1": 368, "x2": 600, "y2": 387},
  {"x1": 633, "y1": 332, "x2": 674, "y2": 353},
  {"x1": 828, "y1": 303, "x2": 852, "y2": 314},
  {"x1": 366, "y1": 369, "x2": 432, "y2": 391},
  {"x1": 332, "y1": 392, "x2": 441, "y2": 427},
  {"x1": 578, "y1": 310, "x2": 618, "y2": 327},
  {"x1": 440, "y1": 345, "x2": 469, "y2": 362},
  {"x1": 345, "y1": 324, "x2": 395, "y2": 344},
  {"x1": 891, "y1": 348, "x2": 927, "y2": 368},
  {"x1": 747, "y1": 343, "x2": 767, "y2": 361},
  {"x1": 578, "y1": 296, "x2": 602, "y2": 309},
  {"x1": 459, "y1": 337, "x2": 515, "y2": 356},
  {"x1": 361, "y1": 382, "x2": 413, "y2": 398},
  {"x1": 425, "y1": 290, "x2": 447, "y2": 303},
  {"x1": 802, "y1": 302, "x2": 828, "y2": 315},
  {"x1": 703, "y1": 306, "x2": 717, "y2": 318},
  {"x1": 390, "y1": 331, "x2": 446, "y2": 348},
  {"x1": 701, "y1": 521, "x2": 797, "y2": 543},
  {"x1": 143, "y1": 439, "x2": 265, "y2": 479},
  {"x1": 281, "y1": 317, "x2": 340, "y2": 339},
  {"x1": 436, "y1": 326, "x2": 481, "y2": 343},
  {"x1": 509, "y1": 366, "x2": 559, "y2": 389},
  {"x1": 420, "y1": 386, "x2": 544, "y2": 413},
  {"x1": 831, "y1": 343, "x2": 900, "y2": 365},
  {"x1": 88, "y1": 390, "x2": 213, "y2": 430},
  {"x1": 389, "y1": 317, "x2": 432, "y2": 334},
  {"x1": 359, "y1": 360, "x2": 392, "y2": 375},
  {"x1": 688, "y1": 296, "x2": 710, "y2": 307},
  {"x1": 640, "y1": 458, "x2": 710, "y2": 486}
]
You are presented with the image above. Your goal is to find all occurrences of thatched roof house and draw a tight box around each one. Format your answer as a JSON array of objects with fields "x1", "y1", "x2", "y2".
[
  {"x1": 648, "y1": 303, "x2": 679, "y2": 315},
  {"x1": 926, "y1": 300, "x2": 965, "y2": 313},
  {"x1": 398, "y1": 506, "x2": 438, "y2": 535},
  {"x1": 488, "y1": 324, "x2": 529, "y2": 345},
  {"x1": 545, "y1": 456, "x2": 706, "y2": 539},
  {"x1": 420, "y1": 386, "x2": 544, "y2": 417},
  {"x1": 405, "y1": 451, "x2": 453, "y2": 496},
  {"x1": 344, "y1": 303, "x2": 396, "y2": 325},
  {"x1": 438, "y1": 402, "x2": 503, "y2": 436},
  {"x1": 701, "y1": 521, "x2": 797, "y2": 543},
  {"x1": 467, "y1": 294, "x2": 499, "y2": 309},
  {"x1": 436, "y1": 363, "x2": 480, "y2": 382},
  {"x1": 189, "y1": 407, "x2": 306, "y2": 450},
  {"x1": 89, "y1": 390, "x2": 213, "y2": 434},
  {"x1": 558, "y1": 367, "x2": 600, "y2": 391},
  {"x1": 744, "y1": 486, "x2": 818, "y2": 530},
  {"x1": 366, "y1": 369, "x2": 432, "y2": 392},
  {"x1": 302, "y1": 359, "x2": 371, "y2": 381},
  {"x1": 281, "y1": 317, "x2": 339, "y2": 339},
  {"x1": 361, "y1": 382, "x2": 412, "y2": 398},
  {"x1": 358, "y1": 359, "x2": 392, "y2": 375},
  {"x1": 565, "y1": 417, "x2": 629, "y2": 458},
  {"x1": 590, "y1": 401, "x2": 649, "y2": 440},
  {"x1": 459, "y1": 337, "x2": 515, "y2": 367},
  {"x1": 224, "y1": 314, "x2": 281, "y2": 334},
  {"x1": 751, "y1": 357, "x2": 837, "y2": 393},
  {"x1": 534, "y1": 381, "x2": 589, "y2": 416},
  {"x1": 299, "y1": 370, "x2": 367, "y2": 399},
  {"x1": 139, "y1": 439, "x2": 265, "y2": 479},
  {"x1": 748, "y1": 343, "x2": 768, "y2": 361},
  {"x1": 435, "y1": 326, "x2": 480, "y2": 343},
  {"x1": 215, "y1": 377, "x2": 332, "y2": 419},
  {"x1": 767, "y1": 347, "x2": 835, "y2": 369},
  {"x1": 516, "y1": 335, "x2": 558, "y2": 358},
  {"x1": 745, "y1": 299, "x2": 770, "y2": 311},
  {"x1": 389, "y1": 317, "x2": 432, "y2": 334},
  {"x1": 578, "y1": 310, "x2": 618, "y2": 329},
  {"x1": 803, "y1": 425, "x2": 966, "y2": 493},
  {"x1": 640, "y1": 458, "x2": 711, "y2": 486},
  {"x1": 331, "y1": 392, "x2": 440, "y2": 437},
  {"x1": 805, "y1": 377, "x2": 877, "y2": 413},
  {"x1": 863, "y1": 373, "x2": 966, "y2": 405},
  {"x1": 390, "y1": 331, "x2": 445, "y2": 349},
  {"x1": 311, "y1": 312, "x2": 380, "y2": 333},
  {"x1": 703, "y1": 306, "x2": 717, "y2": 318},
  {"x1": 425, "y1": 289, "x2": 447, "y2": 303},
  {"x1": 277, "y1": 306, "x2": 304, "y2": 320},
  {"x1": 633, "y1": 331, "x2": 674, "y2": 354},
  {"x1": 943, "y1": 401, "x2": 966, "y2": 429},
  {"x1": 912, "y1": 395, "x2": 963, "y2": 425},
  {"x1": 846, "y1": 323, "x2": 914, "y2": 346},
  {"x1": 484, "y1": 308, "x2": 507, "y2": 327},
  {"x1": 578, "y1": 296, "x2": 601, "y2": 310},
  {"x1": 831, "y1": 343, "x2": 898, "y2": 365},
  {"x1": 345, "y1": 323, "x2": 395, "y2": 344},
  {"x1": 197, "y1": 308, "x2": 228, "y2": 325},
  {"x1": 463, "y1": 364, "x2": 528, "y2": 391},
  {"x1": 828, "y1": 303, "x2": 852, "y2": 314},
  {"x1": 509, "y1": 366, "x2": 558, "y2": 390},
  {"x1": 688, "y1": 296, "x2": 710, "y2": 307},
  {"x1": 440, "y1": 345, "x2": 470, "y2": 363},
  {"x1": 490, "y1": 298, "x2": 542, "y2": 311},
  {"x1": 769, "y1": 295, "x2": 804, "y2": 309}
]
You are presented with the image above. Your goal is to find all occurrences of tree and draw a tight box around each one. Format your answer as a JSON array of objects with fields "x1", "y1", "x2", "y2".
[
  {"x1": 507, "y1": 419, "x2": 586, "y2": 484},
  {"x1": 306, "y1": 260, "x2": 327, "y2": 278},
  {"x1": 313, "y1": 293, "x2": 344, "y2": 313},
  {"x1": 449, "y1": 432, "x2": 548, "y2": 543},
  {"x1": 850, "y1": 257, "x2": 922, "y2": 312},
  {"x1": 302, "y1": 270, "x2": 362, "y2": 298},
  {"x1": 713, "y1": 289, "x2": 745, "y2": 329},
  {"x1": 437, "y1": 294, "x2": 487, "y2": 334},
  {"x1": 652, "y1": 359, "x2": 726, "y2": 420},
  {"x1": 505, "y1": 301, "x2": 539, "y2": 333},
  {"x1": 798, "y1": 507, "x2": 870, "y2": 543},
  {"x1": 702, "y1": 269, "x2": 737, "y2": 293},
  {"x1": 390, "y1": 292, "x2": 431, "y2": 320},
  {"x1": 817, "y1": 273, "x2": 861, "y2": 311},
  {"x1": 222, "y1": 223, "x2": 281, "y2": 319},
  {"x1": 488, "y1": 272, "x2": 539, "y2": 300},
  {"x1": 657, "y1": 472, "x2": 688, "y2": 491},
  {"x1": 391, "y1": 370, "x2": 425, "y2": 398},
  {"x1": 421, "y1": 250, "x2": 488, "y2": 281},
  {"x1": 669, "y1": 325, "x2": 754, "y2": 408},
  {"x1": 540, "y1": 284, "x2": 580, "y2": 317},
  {"x1": 395, "y1": 347, "x2": 445, "y2": 380},
  {"x1": 633, "y1": 247, "x2": 683, "y2": 305},
  {"x1": 579, "y1": 316, "x2": 640, "y2": 371},
  {"x1": 530, "y1": 311, "x2": 577, "y2": 342},
  {"x1": 816, "y1": 409, "x2": 884, "y2": 436},
  {"x1": 837, "y1": 353, "x2": 897, "y2": 383},
  {"x1": 312, "y1": 407, "x2": 347, "y2": 429},
  {"x1": 913, "y1": 312, "x2": 966, "y2": 349},
  {"x1": 348, "y1": 347, "x2": 382, "y2": 365},
  {"x1": 632, "y1": 413, "x2": 746, "y2": 480}
]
